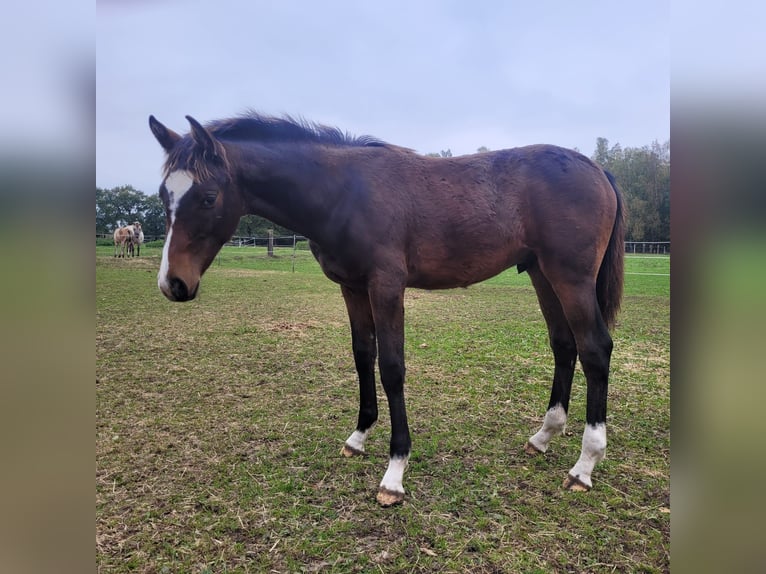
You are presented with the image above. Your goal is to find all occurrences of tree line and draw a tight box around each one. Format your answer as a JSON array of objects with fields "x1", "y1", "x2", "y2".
[
  {"x1": 591, "y1": 138, "x2": 669, "y2": 242},
  {"x1": 96, "y1": 138, "x2": 669, "y2": 242},
  {"x1": 96, "y1": 185, "x2": 293, "y2": 238},
  {"x1": 96, "y1": 186, "x2": 166, "y2": 237}
]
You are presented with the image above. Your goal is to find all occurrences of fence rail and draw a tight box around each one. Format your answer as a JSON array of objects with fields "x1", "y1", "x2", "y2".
[
  {"x1": 224, "y1": 235, "x2": 308, "y2": 248},
  {"x1": 96, "y1": 233, "x2": 166, "y2": 243},
  {"x1": 98, "y1": 234, "x2": 668, "y2": 254},
  {"x1": 624, "y1": 241, "x2": 670, "y2": 254}
]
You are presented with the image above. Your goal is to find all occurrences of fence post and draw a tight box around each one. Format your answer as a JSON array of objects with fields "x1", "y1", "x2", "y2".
[
  {"x1": 267, "y1": 229, "x2": 274, "y2": 257},
  {"x1": 292, "y1": 234, "x2": 297, "y2": 272}
]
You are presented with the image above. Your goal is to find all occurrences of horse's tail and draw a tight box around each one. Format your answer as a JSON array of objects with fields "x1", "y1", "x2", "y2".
[{"x1": 597, "y1": 170, "x2": 625, "y2": 330}]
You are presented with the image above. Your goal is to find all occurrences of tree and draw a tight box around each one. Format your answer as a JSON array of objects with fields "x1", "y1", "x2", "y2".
[
  {"x1": 96, "y1": 185, "x2": 145, "y2": 233},
  {"x1": 425, "y1": 149, "x2": 453, "y2": 158},
  {"x1": 235, "y1": 215, "x2": 293, "y2": 237},
  {"x1": 591, "y1": 138, "x2": 670, "y2": 242},
  {"x1": 141, "y1": 194, "x2": 166, "y2": 236},
  {"x1": 96, "y1": 186, "x2": 166, "y2": 237},
  {"x1": 593, "y1": 137, "x2": 611, "y2": 167}
]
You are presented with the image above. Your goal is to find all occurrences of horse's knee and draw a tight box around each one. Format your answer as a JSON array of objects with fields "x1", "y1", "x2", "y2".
[
  {"x1": 579, "y1": 343, "x2": 612, "y2": 374},
  {"x1": 352, "y1": 345, "x2": 376, "y2": 371},
  {"x1": 379, "y1": 361, "x2": 405, "y2": 393},
  {"x1": 361, "y1": 403, "x2": 378, "y2": 423},
  {"x1": 551, "y1": 333, "x2": 577, "y2": 368},
  {"x1": 551, "y1": 333, "x2": 576, "y2": 354}
]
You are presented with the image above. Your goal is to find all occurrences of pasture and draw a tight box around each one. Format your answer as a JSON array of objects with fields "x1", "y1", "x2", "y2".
[{"x1": 96, "y1": 246, "x2": 669, "y2": 573}]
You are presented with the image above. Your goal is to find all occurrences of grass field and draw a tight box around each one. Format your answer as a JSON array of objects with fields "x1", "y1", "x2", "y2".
[{"x1": 96, "y1": 246, "x2": 669, "y2": 573}]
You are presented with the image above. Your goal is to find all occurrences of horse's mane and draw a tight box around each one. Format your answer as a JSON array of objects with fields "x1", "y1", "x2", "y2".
[
  {"x1": 164, "y1": 111, "x2": 389, "y2": 180},
  {"x1": 209, "y1": 111, "x2": 388, "y2": 148}
]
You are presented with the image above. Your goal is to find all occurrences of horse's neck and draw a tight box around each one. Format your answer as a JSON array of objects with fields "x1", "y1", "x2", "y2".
[{"x1": 235, "y1": 144, "x2": 350, "y2": 242}]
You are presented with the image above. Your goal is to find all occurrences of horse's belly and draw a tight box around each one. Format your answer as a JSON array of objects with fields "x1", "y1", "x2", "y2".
[{"x1": 406, "y1": 246, "x2": 527, "y2": 289}]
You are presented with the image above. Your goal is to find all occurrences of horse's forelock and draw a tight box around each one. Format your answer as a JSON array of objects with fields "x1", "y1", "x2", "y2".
[{"x1": 163, "y1": 136, "x2": 231, "y2": 184}]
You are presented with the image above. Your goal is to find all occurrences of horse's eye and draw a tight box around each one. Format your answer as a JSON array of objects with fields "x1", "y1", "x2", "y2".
[{"x1": 201, "y1": 193, "x2": 218, "y2": 208}]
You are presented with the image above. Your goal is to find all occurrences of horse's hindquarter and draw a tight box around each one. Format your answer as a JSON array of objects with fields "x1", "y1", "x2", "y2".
[
  {"x1": 398, "y1": 147, "x2": 617, "y2": 289},
  {"x1": 512, "y1": 146, "x2": 618, "y2": 278}
]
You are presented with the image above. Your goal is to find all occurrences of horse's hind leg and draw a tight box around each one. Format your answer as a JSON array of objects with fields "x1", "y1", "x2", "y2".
[
  {"x1": 553, "y1": 279, "x2": 613, "y2": 491},
  {"x1": 339, "y1": 285, "x2": 378, "y2": 458},
  {"x1": 525, "y1": 266, "x2": 577, "y2": 455}
]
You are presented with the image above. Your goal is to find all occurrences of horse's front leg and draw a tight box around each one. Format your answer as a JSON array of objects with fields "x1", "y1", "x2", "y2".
[
  {"x1": 369, "y1": 282, "x2": 410, "y2": 507},
  {"x1": 340, "y1": 286, "x2": 378, "y2": 457}
]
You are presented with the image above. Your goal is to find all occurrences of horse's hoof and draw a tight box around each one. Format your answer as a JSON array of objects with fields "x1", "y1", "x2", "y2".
[
  {"x1": 523, "y1": 441, "x2": 543, "y2": 456},
  {"x1": 563, "y1": 474, "x2": 591, "y2": 492},
  {"x1": 376, "y1": 487, "x2": 404, "y2": 507},
  {"x1": 340, "y1": 444, "x2": 363, "y2": 458}
]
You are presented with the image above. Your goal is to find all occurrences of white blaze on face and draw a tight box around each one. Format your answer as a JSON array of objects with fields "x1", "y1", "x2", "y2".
[{"x1": 158, "y1": 170, "x2": 195, "y2": 292}]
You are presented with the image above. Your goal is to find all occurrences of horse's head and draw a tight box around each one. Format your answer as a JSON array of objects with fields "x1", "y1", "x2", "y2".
[{"x1": 149, "y1": 115, "x2": 243, "y2": 302}]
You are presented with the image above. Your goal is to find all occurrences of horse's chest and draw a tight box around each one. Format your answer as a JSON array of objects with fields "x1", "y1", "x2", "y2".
[{"x1": 309, "y1": 241, "x2": 368, "y2": 288}]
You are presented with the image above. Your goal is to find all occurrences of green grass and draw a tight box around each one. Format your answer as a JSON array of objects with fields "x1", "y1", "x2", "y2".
[{"x1": 97, "y1": 249, "x2": 669, "y2": 573}]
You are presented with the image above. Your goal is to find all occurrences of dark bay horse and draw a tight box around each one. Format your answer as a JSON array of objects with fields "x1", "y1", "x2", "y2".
[{"x1": 149, "y1": 112, "x2": 624, "y2": 506}]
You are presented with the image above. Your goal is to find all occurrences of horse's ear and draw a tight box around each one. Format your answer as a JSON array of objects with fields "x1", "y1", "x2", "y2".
[
  {"x1": 149, "y1": 115, "x2": 181, "y2": 153},
  {"x1": 186, "y1": 115, "x2": 220, "y2": 158}
]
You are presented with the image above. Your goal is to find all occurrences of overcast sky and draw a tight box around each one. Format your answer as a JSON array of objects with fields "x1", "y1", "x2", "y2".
[{"x1": 97, "y1": 0, "x2": 669, "y2": 194}]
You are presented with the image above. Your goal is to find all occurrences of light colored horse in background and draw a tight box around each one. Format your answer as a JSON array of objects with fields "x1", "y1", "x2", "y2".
[
  {"x1": 126, "y1": 222, "x2": 144, "y2": 257},
  {"x1": 113, "y1": 226, "x2": 135, "y2": 258}
]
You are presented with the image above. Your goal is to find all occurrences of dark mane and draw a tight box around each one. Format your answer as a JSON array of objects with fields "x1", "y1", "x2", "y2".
[
  {"x1": 164, "y1": 112, "x2": 388, "y2": 180},
  {"x1": 209, "y1": 111, "x2": 387, "y2": 148}
]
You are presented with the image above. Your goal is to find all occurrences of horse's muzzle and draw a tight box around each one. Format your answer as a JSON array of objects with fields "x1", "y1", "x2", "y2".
[{"x1": 163, "y1": 276, "x2": 198, "y2": 302}]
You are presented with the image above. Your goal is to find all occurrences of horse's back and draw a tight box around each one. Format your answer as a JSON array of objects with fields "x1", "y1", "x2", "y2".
[
  {"x1": 388, "y1": 145, "x2": 616, "y2": 288},
  {"x1": 313, "y1": 144, "x2": 617, "y2": 290}
]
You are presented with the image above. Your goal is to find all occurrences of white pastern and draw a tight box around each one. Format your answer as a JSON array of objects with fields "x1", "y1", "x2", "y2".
[
  {"x1": 568, "y1": 423, "x2": 607, "y2": 488},
  {"x1": 345, "y1": 429, "x2": 371, "y2": 453},
  {"x1": 528, "y1": 404, "x2": 567, "y2": 452},
  {"x1": 379, "y1": 455, "x2": 409, "y2": 494},
  {"x1": 158, "y1": 170, "x2": 194, "y2": 290}
]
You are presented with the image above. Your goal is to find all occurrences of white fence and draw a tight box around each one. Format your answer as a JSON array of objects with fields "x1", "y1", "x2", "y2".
[
  {"x1": 99, "y1": 234, "x2": 668, "y2": 255},
  {"x1": 96, "y1": 233, "x2": 165, "y2": 243},
  {"x1": 624, "y1": 241, "x2": 670, "y2": 254},
  {"x1": 225, "y1": 235, "x2": 307, "y2": 248}
]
